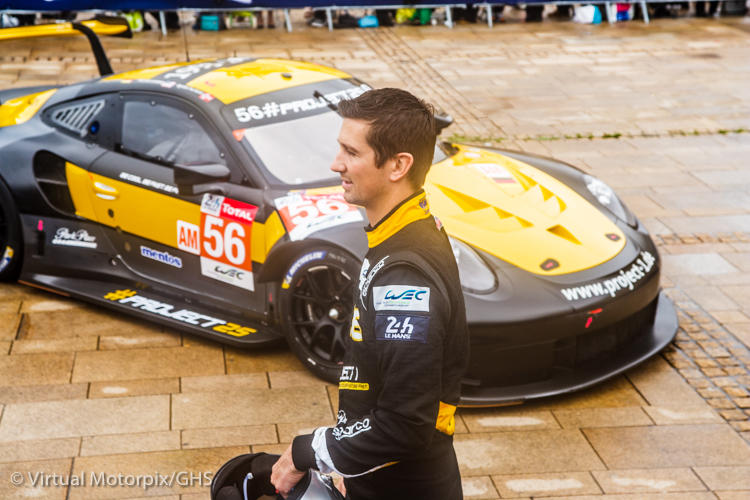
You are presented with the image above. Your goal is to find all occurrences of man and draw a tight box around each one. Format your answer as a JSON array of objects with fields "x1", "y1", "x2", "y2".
[{"x1": 271, "y1": 88, "x2": 469, "y2": 500}]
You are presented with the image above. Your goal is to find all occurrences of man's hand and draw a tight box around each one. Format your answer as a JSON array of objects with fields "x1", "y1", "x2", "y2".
[{"x1": 271, "y1": 444, "x2": 307, "y2": 498}]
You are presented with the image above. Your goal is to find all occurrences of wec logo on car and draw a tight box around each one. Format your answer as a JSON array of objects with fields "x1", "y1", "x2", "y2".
[
  {"x1": 560, "y1": 251, "x2": 656, "y2": 301},
  {"x1": 373, "y1": 285, "x2": 430, "y2": 312}
]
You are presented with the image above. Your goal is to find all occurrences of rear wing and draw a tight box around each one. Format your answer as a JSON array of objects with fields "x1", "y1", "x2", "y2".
[{"x1": 0, "y1": 16, "x2": 132, "y2": 76}]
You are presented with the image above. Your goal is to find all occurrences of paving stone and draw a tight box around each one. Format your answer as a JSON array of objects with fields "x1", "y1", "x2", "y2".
[
  {"x1": 88, "y1": 378, "x2": 180, "y2": 399},
  {"x1": 722, "y1": 286, "x2": 750, "y2": 310},
  {"x1": 252, "y1": 443, "x2": 288, "y2": 455},
  {"x1": 70, "y1": 447, "x2": 245, "y2": 499},
  {"x1": 20, "y1": 307, "x2": 160, "y2": 339},
  {"x1": 462, "y1": 476, "x2": 499, "y2": 499},
  {"x1": 0, "y1": 458, "x2": 72, "y2": 500},
  {"x1": 0, "y1": 395, "x2": 170, "y2": 442},
  {"x1": 592, "y1": 468, "x2": 707, "y2": 494},
  {"x1": 180, "y1": 372, "x2": 268, "y2": 393},
  {"x1": 539, "y1": 492, "x2": 717, "y2": 500},
  {"x1": 11, "y1": 336, "x2": 99, "y2": 355},
  {"x1": 461, "y1": 410, "x2": 560, "y2": 433},
  {"x1": 491, "y1": 471, "x2": 601, "y2": 498},
  {"x1": 0, "y1": 300, "x2": 21, "y2": 314},
  {"x1": 0, "y1": 313, "x2": 20, "y2": 341},
  {"x1": 584, "y1": 424, "x2": 750, "y2": 469},
  {"x1": 172, "y1": 387, "x2": 332, "y2": 430},
  {"x1": 181, "y1": 425, "x2": 277, "y2": 449},
  {"x1": 521, "y1": 376, "x2": 647, "y2": 410},
  {"x1": 20, "y1": 296, "x2": 82, "y2": 313},
  {"x1": 626, "y1": 356, "x2": 706, "y2": 406},
  {"x1": 97, "y1": 331, "x2": 182, "y2": 350},
  {"x1": 0, "y1": 437, "x2": 80, "y2": 463},
  {"x1": 268, "y1": 370, "x2": 333, "y2": 388},
  {"x1": 72, "y1": 346, "x2": 225, "y2": 383},
  {"x1": 0, "y1": 383, "x2": 88, "y2": 404},
  {"x1": 715, "y1": 492, "x2": 750, "y2": 500},
  {"x1": 80, "y1": 431, "x2": 181, "y2": 457},
  {"x1": 224, "y1": 346, "x2": 305, "y2": 373},
  {"x1": 684, "y1": 286, "x2": 741, "y2": 311},
  {"x1": 0, "y1": 352, "x2": 74, "y2": 387},
  {"x1": 693, "y1": 466, "x2": 750, "y2": 491},
  {"x1": 454, "y1": 430, "x2": 605, "y2": 476},
  {"x1": 552, "y1": 407, "x2": 653, "y2": 429},
  {"x1": 661, "y1": 253, "x2": 740, "y2": 276}
]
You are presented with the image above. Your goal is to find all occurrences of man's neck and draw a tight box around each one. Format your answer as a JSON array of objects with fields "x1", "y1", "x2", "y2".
[{"x1": 366, "y1": 184, "x2": 419, "y2": 227}]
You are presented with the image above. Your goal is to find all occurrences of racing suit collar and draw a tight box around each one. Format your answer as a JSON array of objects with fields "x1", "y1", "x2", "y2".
[{"x1": 365, "y1": 189, "x2": 431, "y2": 248}]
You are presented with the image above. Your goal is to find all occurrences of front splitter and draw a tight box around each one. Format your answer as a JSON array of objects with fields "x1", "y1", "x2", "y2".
[{"x1": 458, "y1": 290, "x2": 678, "y2": 407}]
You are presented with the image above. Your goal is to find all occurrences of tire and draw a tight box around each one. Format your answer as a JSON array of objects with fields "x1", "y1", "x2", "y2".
[
  {"x1": 0, "y1": 179, "x2": 23, "y2": 281},
  {"x1": 278, "y1": 246, "x2": 360, "y2": 384}
]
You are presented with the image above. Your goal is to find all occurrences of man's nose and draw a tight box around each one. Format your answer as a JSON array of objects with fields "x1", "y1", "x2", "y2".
[{"x1": 330, "y1": 154, "x2": 345, "y2": 173}]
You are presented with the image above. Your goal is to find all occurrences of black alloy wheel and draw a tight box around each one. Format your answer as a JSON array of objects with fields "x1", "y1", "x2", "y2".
[{"x1": 280, "y1": 248, "x2": 359, "y2": 383}]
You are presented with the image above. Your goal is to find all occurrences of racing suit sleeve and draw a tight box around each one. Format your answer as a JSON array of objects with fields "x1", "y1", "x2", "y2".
[{"x1": 291, "y1": 264, "x2": 448, "y2": 477}]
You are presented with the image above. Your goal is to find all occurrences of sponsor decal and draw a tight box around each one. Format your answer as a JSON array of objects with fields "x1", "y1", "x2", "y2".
[
  {"x1": 541, "y1": 258, "x2": 560, "y2": 271},
  {"x1": 52, "y1": 228, "x2": 97, "y2": 249},
  {"x1": 200, "y1": 258, "x2": 254, "y2": 292},
  {"x1": 418, "y1": 195, "x2": 429, "y2": 215},
  {"x1": 349, "y1": 307, "x2": 362, "y2": 341},
  {"x1": 606, "y1": 233, "x2": 621, "y2": 241},
  {"x1": 359, "y1": 256, "x2": 388, "y2": 308},
  {"x1": 160, "y1": 58, "x2": 249, "y2": 80},
  {"x1": 332, "y1": 419, "x2": 371, "y2": 440},
  {"x1": 472, "y1": 163, "x2": 517, "y2": 183},
  {"x1": 140, "y1": 246, "x2": 182, "y2": 268},
  {"x1": 435, "y1": 216, "x2": 443, "y2": 231},
  {"x1": 373, "y1": 285, "x2": 430, "y2": 312},
  {"x1": 375, "y1": 314, "x2": 429, "y2": 343},
  {"x1": 340, "y1": 365, "x2": 359, "y2": 382},
  {"x1": 177, "y1": 221, "x2": 200, "y2": 255},
  {"x1": 358, "y1": 259, "x2": 370, "y2": 292},
  {"x1": 337, "y1": 410, "x2": 347, "y2": 425},
  {"x1": 198, "y1": 93, "x2": 214, "y2": 103},
  {"x1": 0, "y1": 246, "x2": 13, "y2": 273},
  {"x1": 560, "y1": 251, "x2": 656, "y2": 301},
  {"x1": 103, "y1": 289, "x2": 256, "y2": 337},
  {"x1": 274, "y1": 193, "x2": 363, "y2": 241},
  {"x1": 338, "y1": 382, "x2": 370, "y2": 391},
  {"x1": 119, "y1": 172, "x2": 178, "y2": 194},
  {"x1": 282, "y1": 251, "x2": 327, "y2": 289},
  {"x1": 199, "y1": 194, "x2": 258, "y2": 291},
  {"x1": 233, "y1": 85, "x2": 370, "y2": 124}
]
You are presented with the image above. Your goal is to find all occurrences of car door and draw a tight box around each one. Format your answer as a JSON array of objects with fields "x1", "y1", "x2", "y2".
[{"x1": 84, "y1": 92, "x2": 268, "y2": 313}]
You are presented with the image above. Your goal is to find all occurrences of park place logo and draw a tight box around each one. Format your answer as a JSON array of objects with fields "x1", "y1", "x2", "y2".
[{"x1": 52, "y1": 228, "x2": 97, "y2": 249}]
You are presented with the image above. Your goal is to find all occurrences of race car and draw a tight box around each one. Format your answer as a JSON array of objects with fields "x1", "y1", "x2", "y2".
[{"x1": 0, "y1": 18, "x2": 677, "y2": 406}]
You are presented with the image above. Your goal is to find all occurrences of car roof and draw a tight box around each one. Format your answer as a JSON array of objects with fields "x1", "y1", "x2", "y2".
[{"x1": 102, "y1": 57, "x2": 352, "y2": 105}]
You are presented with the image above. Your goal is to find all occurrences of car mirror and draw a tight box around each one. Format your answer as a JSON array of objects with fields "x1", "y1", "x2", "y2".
[
  {"x1": 173, "y1": 163, "x2": 230, "y2": 196},
  {"x1": 434, "y1": 110, "x2": 453, "y2": 135}
]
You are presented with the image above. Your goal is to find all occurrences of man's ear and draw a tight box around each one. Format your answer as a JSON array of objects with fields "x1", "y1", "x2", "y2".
[{"x1": 389, "y1": 152, "x2": 414, "y2": 183}]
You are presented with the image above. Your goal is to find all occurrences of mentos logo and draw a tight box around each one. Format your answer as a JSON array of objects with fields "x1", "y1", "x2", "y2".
[{"x1": 373, "y1": 285, "x2": 430, "y2": 312}]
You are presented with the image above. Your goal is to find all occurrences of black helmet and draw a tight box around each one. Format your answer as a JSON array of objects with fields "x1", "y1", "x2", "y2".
[{"x1": 211, "y1": 453, "x2": 345, "y2": 500}]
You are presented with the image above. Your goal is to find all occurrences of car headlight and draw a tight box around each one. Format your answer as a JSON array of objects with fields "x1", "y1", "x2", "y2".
[
  {"x1": 449, "y1": 237, "x2": 496, "y2": 293},
  {"x1": 583, "y1": 175, "x2": 637, "y2": 227}
]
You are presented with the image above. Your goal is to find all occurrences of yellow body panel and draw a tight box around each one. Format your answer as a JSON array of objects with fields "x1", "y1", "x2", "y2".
[
  {"x1": 103, "y1": 63, "x2": 191, "y2": 82},
  {"x1": 0, "y1": 19, "x2": 128, "y2": 41},
  {"x1": 0, "y1": 90, "x2": 56, "y2": 127},
  {"x1": 67, "y1": 169, "x2": 274, "y2": 263},
  {"x1": 425, "y1": 146, "x2": 625, "y2": 275},
  {"x1": 65, "y1": 163, "x2": 98, "y2": 221},
  {"x1": 188, "y1": 59, "x2": 350, "y2": 104}
]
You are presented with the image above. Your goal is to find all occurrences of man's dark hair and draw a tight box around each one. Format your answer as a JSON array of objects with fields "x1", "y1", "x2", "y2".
[{"x1": 338, "y1": 88, "x2": 436, "y2": 190}]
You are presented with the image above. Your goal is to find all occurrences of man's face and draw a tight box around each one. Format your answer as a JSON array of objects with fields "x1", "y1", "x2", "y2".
[{"x1": 330, "y1": 118, "x2": 390, "y2": 207}]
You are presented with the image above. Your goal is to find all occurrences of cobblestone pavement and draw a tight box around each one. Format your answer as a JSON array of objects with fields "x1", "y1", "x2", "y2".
[{"x1": 1, "y1": 14, "x2": 750, "y2": 500}]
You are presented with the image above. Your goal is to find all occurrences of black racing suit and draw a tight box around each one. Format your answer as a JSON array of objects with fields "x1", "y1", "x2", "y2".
[{"x1": 292, "y1": 190, "x2": 470, "y2": 500}]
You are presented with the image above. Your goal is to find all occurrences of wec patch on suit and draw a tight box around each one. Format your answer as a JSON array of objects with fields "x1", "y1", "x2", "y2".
[{"x1": 375, "y1": 314, "x2": 429, "y2": 343}]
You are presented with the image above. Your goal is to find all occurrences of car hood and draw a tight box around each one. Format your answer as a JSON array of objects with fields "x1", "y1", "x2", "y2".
[{"x1": 425, "y1": 145, "x2": 625, "y2": 276}]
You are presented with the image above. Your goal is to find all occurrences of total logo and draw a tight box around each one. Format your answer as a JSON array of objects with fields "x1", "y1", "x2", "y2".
[
  {"x1": 373, "y1": 285, "x2": 430, "y2": 312},
  {"x1": 201, "y1": 194, "x2": 255, "y2": 224}
]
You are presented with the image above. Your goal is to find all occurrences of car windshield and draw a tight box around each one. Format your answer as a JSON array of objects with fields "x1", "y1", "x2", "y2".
[{"x1": 223, "y1": 80, "x2": 449, "y2": 187}]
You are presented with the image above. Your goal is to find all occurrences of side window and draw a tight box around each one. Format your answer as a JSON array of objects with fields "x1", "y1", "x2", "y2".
[{"x1": 121, "y1": 100, "x2": 226, "y2": 167}]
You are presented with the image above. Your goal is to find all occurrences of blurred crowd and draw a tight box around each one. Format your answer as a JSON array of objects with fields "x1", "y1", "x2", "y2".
[{"x1": 1, "y1": 1, "x2": 747, "y2": 31}]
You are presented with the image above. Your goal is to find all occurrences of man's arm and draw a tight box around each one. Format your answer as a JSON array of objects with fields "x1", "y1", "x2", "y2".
[{"x1": 290, "y1": 264, "x2": 449, "y2": 477}]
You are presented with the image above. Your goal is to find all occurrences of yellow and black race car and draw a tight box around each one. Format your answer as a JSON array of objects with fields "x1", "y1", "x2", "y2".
[{"x1": 0, "y1": 18, "x2": 677, "y2": 406}]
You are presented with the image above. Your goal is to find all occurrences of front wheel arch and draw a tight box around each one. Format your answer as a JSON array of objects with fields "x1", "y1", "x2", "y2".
[{"x1": 0, "y1": 176, "x2": 24, "y2": 281}]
